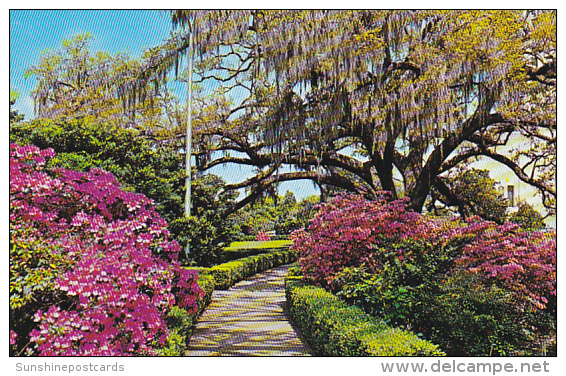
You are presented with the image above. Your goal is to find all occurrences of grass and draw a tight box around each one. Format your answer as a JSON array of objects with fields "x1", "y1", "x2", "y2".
[{"x1": 224, "y1": 240, "x2": 292, "y2": 251}]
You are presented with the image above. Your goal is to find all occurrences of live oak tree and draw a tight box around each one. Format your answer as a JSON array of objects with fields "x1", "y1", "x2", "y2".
[{"x1": 109, "y1": 11, "x2": 559, "y2": 218}]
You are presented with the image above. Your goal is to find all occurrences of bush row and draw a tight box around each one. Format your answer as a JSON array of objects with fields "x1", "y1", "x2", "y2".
[
  {"x1": 201, "y1": 248, "x2": 297, "y2": 290},
  {"x1": 285, "y1": 277, "x2": 444, "y2": 356},
  {"x1": 156, "y1": 273, "x2": 216, "y2": 355},
  {"x1": 218, "y1": 245, "x2": 290, "y2": 263},
  {"x1": 9, "y1": 144, "x2": 204, "y2": 356}
]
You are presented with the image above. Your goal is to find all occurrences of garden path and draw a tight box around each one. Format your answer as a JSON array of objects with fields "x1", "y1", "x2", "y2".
[{"x1": 185, "y1": 264, "x2": 311, "y2": 356}]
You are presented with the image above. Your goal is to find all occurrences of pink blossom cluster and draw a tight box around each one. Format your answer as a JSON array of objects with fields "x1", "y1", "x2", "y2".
[
  {"x1": 291, "y1": 194, "x2": 556, "y2": 311},
  {"x1": 256, "y1": 231, "x2": 270, "y2": 241},
  {"x1": 10, "y1": 143, "x2": 203, "y2": 355},
  {"x1": 454, "y1": 217, "x2": 556, "y2": 309},
  {"x1": 291, "y1": 193, "x2": 441, "y2": 285}
]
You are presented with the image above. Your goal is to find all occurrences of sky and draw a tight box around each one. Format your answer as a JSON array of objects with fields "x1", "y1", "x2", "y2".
[
  {"x1": 9, "y1": 9, "x2": 320, "y2": 201},
  {"x1": 10, "y1": 10, "x2": 173, "y2": 118}
]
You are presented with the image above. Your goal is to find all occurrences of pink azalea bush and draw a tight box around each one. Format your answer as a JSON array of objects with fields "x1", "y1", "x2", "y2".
[
  {"x1": 9, "y1": 144, "x2": 203, "y2": 356},
  {"x1": 453, "y1": 217, "x2": 556, "y2": 310},
  {"x1": 292, "y1": 193, "x2": 556, "y2": 311},
  {"x1": 256, "y1": 231, "x2": 270, "y2": 241},
  {"x1": 291, "y1": 193, "x2": 441, "y2": 286}
]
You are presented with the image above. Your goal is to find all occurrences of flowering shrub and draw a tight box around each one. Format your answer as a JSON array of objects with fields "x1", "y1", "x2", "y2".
[
  {"x1": 10, "y1": 119, "x2": 240, "y2": 266},
  {"x1": 291, "y1": 193, "x2": 441, "y2": 286},
  {"x1": 9, "y1": 143, "x2": 203, "y2": 356},
  {"x1": 453, "y1": 217, "x2": 556, "y2": 310},
  {"x1": 256, "y1": 231, "x2": 270, "y2": 241},
  {"x1": 292, "y1": 194, "x2": 556, "y2": 355}
]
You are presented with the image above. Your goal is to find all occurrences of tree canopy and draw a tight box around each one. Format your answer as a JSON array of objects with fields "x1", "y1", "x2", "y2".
[
  {"x1": 27, "y1": 11, "x2": 556, "y2": 220},
  {"x1": 26, "y1": 33, "x2": 182, "y2": 137},
  {"x1": 135, "y1": 10, "x2": 554, "y2": 218}
]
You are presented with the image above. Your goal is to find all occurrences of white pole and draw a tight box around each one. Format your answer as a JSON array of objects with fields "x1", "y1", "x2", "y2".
[{"x1": 184, "y1": 30, "x2": 194, "y2": 257}]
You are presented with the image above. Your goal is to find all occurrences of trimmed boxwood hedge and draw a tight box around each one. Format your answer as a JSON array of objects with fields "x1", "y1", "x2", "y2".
[
  {"x1": 285, "y1": 277, "x2": 445, "y2": 356},
  {"x1": 207, "y1": 248, "x2": 297, "y2": 290},
  {"x1": 219, "y1": 245, "x2": 291, "y2": 263}
]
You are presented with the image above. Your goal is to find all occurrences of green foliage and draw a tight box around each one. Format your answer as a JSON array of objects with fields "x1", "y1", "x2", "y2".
[
  {"x1": 224, "y1": 240, "x2": 292, "y2": 251},
  {"x1": 330, "y1": 234, "x2": 466, "y2": 327},
  {"x1": 10, "y1": 93, "x2": 25, "y2": 124},
  {"x1": 219, "y1": 241, "x2": 291, "y2": 263},
  {"x1": 25, "y1": 32, "x2": 174, "y2": 131},
  {"x1": 508, "y1": 201, "x2": 546, "y2": 231},
  {"x1": 152, "y1": 11, "x2": 556, "y2": 216},
  {"x1": 278, "y1": 194, "x2": 320, "y2": 234},
  {"x1": 284, "y1": 278, "x2": 444, "y2": 356},
  {"x1": 329, "y1": 238, "x2": 556, "y2": 356},
  {"x1": 10, "y1": 119, "x2": 182, "y2": 220},
  {"x1": 416, "y1": 273, "x2": 556, "y2": 356},
  {"x1": 194, "y1": 273, "x2": 216, "y2": 311},
  {"x1": 444, "y1": 168, "x2": 509, "y2": 224},
  {"x1": 174, "y1": 174, "x2": 239, "y2": 266},
  {"x1": 154, "y1": 267, "x2": 216, "y2": 355}
]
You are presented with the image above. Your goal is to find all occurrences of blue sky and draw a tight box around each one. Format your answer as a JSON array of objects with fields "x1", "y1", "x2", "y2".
[
  {"x1": 10, "y1": 10, "x2": 173, "y2": 119},
  {"x1": 9, "y1": 9, "x2": 320, "y2": 201}
]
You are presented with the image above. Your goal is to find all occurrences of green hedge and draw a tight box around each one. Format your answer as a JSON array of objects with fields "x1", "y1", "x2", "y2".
[
  {"x1": 155, "y1": 272, "x2": 216, "y2": 356},
  {"x1": 208, "y1": 248, "x2": 297, "y2": 290},
  {"x1": 285, "y1": 277, "x2": 445, "y2": 356},
  {"x1": 219, "y1": 245, "x2": 290, "y2": 263}
]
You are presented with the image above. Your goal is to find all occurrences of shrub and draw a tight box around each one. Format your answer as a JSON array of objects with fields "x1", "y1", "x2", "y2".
[
  {"x1": 285, "y1": 278, "x2": 444, "y2": 356},
  {"x1": 9, "y1": 144, "x2": 203, "y2": 356},
  {"x1": 453, "y1": 217, "x2": 556, "y2": 310},
  {"x1": 207, "y1": 248, "x2": 297, "y2": 290},
  {"x1": 291, "y1": 193, "x2": 441, "y2": 287},
  {"x1": 415, "y1": 273, "x2": 556, "y2": 356}
]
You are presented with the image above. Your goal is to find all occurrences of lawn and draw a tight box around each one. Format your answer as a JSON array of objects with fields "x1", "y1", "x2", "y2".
[{"x1": 224, "y1": 240, "x2": 292, "y2": 251}]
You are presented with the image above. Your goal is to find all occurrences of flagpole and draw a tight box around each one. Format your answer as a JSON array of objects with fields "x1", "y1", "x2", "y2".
[{"x1": 184, "y1": 30, "x2": 194, "y2": 257}]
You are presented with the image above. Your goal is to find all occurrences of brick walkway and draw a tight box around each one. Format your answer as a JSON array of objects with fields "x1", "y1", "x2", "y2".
[{"x1": 185, "y1": 265, "x2": 311, "y2": 356}]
